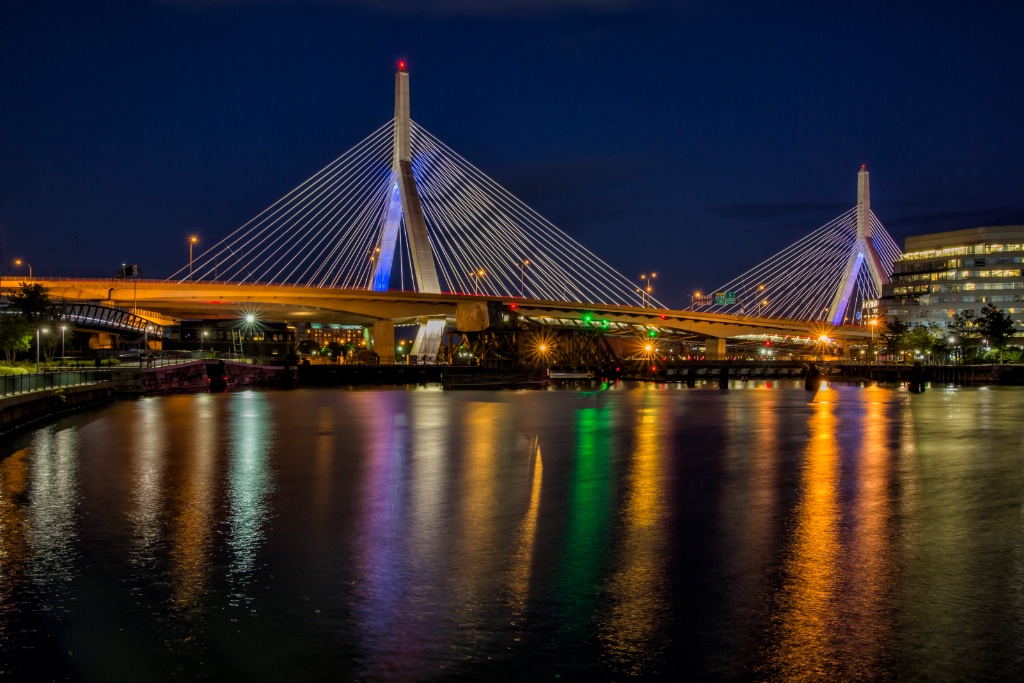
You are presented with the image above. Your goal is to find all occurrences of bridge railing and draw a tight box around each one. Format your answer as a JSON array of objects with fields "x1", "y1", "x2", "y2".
[{"x1": 1, "y1": 369, "x2": 113, "y2": 399}]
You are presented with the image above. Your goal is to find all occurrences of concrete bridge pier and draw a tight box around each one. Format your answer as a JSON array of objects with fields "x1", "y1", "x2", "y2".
[
  {"x1": 373, "y1": 320, "x2": 396, "y2": 365},
  {"x1": 705, "y1": 337, "x2": 727, "y2": 360}
]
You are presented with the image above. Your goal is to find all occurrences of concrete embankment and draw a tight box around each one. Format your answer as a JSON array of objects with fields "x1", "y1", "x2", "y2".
[
  {"x1": 1, "y1": 361, "x2": 288, "y2": 435},
  {"x1": 1, "y1": 382, "x2": 116, "y2": 436},
  {"x1": 831, "y1": 363, "x2": 1024, "y2": 385},
  {"x1": 112, "y1": 360, "x2": 287, "y2": 394}
]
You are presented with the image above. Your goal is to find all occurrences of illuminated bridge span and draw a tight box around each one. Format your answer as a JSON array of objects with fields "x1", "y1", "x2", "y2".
[{"x1": 31, "y1": 64, "x2": 885, "y2": 362}]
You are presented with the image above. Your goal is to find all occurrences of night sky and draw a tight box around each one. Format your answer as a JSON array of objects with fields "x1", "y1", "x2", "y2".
[{"x1": 2, "y1": 0, "x2": 1023, "y2": 309}]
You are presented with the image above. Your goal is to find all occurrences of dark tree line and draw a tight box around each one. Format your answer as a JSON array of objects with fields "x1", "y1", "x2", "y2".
[
  {"x1": 0, "y1": 283, "x2": 62, "y2": 364},
  {"x1": 879, "y1": 303, "x2": 1017, "y2": 363}
]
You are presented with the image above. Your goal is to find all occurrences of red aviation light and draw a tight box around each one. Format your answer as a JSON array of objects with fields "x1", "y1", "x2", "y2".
[
  {"x1": 509, "y1": 303, "x2": 517, "y2": 310},
  {"x1": 398, "y1": 60, "x2": 407, "y2": 71}
]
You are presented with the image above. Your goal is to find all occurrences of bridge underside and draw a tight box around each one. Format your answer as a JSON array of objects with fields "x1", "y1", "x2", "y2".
[{"x1": 29, "y1": 279, "x2": 872, "y2": 345}]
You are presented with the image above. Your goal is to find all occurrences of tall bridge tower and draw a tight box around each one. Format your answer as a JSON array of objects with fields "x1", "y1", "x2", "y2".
[
  {"x1": 827, "y1": 165, "x2": 889, "y2": 324},
  {"x1": 371, "y1": 62, "x2": 441, "y2": 293}
]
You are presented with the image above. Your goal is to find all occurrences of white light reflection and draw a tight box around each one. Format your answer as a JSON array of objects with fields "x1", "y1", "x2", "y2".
[
  {"x1": 131, "y1": 398, "x2": 167, "y2": 568},
  {"x1": 227, "y1": 392, "x2": 274, "y2": 604},
  {"x1": 26, "y1": 426, "x2": 81, "y2": 601}
]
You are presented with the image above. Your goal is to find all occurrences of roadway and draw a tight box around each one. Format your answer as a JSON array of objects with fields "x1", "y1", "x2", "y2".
[{"x1": 14, "y1": 277, "x2": 874, "y2": 344}]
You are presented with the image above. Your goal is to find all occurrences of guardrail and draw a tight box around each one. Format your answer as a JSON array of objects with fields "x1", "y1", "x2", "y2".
[{"x1": 1, "y1": 369, "x2": 113, "y2": 398}]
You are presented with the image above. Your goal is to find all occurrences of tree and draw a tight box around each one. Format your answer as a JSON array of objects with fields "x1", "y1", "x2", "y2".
[
  {"x1": 881, "y1": 319, "x2": 909, "y2": 360},
  {"x1": 977, "y1": 303, "x2": 1016, "y2": 362},
  {"x1": 905, "y1": 322, "x2": 948, "y2": 361},
  {"x1": 949, "y1": 309, "x2": 981, "y2": 364},
  {"x1": 0, "y1": 316, "x2": 32, "y2": 363},
  {"x1": 7, "y1": 283, "x2": 53, "y2": 322},
  {"x1": 296, "y1": 339, "x2": 317, "y2": 356}
]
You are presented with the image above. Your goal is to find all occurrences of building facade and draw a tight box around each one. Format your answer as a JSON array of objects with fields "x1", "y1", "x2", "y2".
[{"x1": 880, "y1": 225, "x2": 1024, "y2": 334}]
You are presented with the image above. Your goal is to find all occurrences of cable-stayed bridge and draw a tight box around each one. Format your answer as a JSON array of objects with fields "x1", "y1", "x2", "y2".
[
  {"x1": 694, "y1": 166, "x2": 900, "y2": 325},
  {"x1": 30, "y1": 64, "x2": 885, "y2": 361}
]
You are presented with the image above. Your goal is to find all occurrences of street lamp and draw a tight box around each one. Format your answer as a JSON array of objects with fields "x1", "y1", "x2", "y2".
[
  {"x1": 36, "y1": 327, "x2": 48, "y2": 373},
  {"x1": 201, "y1": 329, "x2": 209, "y2": 352},
  {"x1": 188, "y1": 235, "x2": 199, "y2": 281},
  {"x1": 14, "y1": 259, "x2": 32, "y2": 280},
  {"x1": 60, "y1": 325, "x2": 67, "y2": 365},
  {"x1": 640, "y1": 273, "x2": 656, "y2": 307},
  {"x1": 690, "y1": 291, "x2": 702, "y2": 311},
  {"x1": 868, "y1": 318, "x2": 878, "y2": 363},
  {"x1": 473, "y1": 268, "x2": 485, "y2": 295},
  {"x1": 519, "y1": 258, "x2": 530, "y2": 297}
]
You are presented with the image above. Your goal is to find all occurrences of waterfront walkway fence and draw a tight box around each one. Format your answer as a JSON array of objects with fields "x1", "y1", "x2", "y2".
[{"x1": 1, "y1": 369, "x2": 113, "y2": 398}]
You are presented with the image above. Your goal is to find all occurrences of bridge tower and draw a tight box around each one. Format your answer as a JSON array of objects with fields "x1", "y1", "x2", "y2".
[
  {"x1": 827, "y1": 165, "x2": 889, "y2": 325},
  {"x1": 371, "y1": 62, "x2": 441, "y2": 294}
]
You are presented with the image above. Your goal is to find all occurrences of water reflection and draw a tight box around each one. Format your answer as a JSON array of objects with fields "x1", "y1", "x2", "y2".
[
  {"x1": 452, "y1": 400, "x2": 504, "y2": 658},
  {"x1": 354, "y1": 392, "x2": 412, "y2": 678},
  {"x1": 602, "y1": 393, "x2": 670, "y2": 674},
  {"x1": 130, "y1": 398, "x2": 167, "y2": 569},
  {"x1": 0, "y1": 448, "x2": 30, "y2": 644},
  {"x1": 26, "y1": 426, "x2": 80, "y2": 600},
  {"x1": 5, "y1": 386, "x2": 1024, "y2": 681},
  {"x1": 768, "y1": 398, "x2": 842, "y2": 681},
  {"x1": 227, "y1": 392, "x2": 274, "y2": 603},
  {"x1": 559, "y1": 406, "x2": 613, "y2": 644},
  {"x1": 842, "y1": 389, "x2": 895, "y2": 677},
  {"x1": 508, "y1": 435, "x2": 543, "y2": 634},
  {"x1": 169, "y1": 394, "x2": 218, "y2": 618}
]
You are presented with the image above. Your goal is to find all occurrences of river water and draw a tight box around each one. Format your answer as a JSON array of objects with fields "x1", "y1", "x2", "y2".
[{"x1": 1, "y1": 381, "x2": 1023, "y2": 681}]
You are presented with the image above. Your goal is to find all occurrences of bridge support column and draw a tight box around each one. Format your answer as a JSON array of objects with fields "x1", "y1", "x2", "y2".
[
  {"x1": 705, "y1": 337, "x2": 727, "y2": 360},
  {"x1": 373, "y1": 320, "x2": 396, "y2": 365}
]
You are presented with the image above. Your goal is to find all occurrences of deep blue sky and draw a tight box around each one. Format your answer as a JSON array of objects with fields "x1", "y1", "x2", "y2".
[{"x1": 2, "y1": 0, "x2": 1022, "y2": 308}]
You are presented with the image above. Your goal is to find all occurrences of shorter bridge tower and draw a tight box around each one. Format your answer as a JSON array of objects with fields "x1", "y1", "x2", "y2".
[{"x1": 827, "y1": 165, "x2": 890, "y2": 325}]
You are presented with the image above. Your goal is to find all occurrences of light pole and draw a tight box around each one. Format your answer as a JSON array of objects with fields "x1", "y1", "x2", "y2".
[
  {"x1": 36, "y1": 327, "x2": 48, "y2": 373},
  {"x1": 868, "y1": 318, "x2": 878, "y2": 363},
  {"x1": 14, "y1": 259, "x2": 32, "y2": 280},
  {"x1": 201, "y1": 329, "x2": 209, "y2": 353},
  {"x1": 640, "y1": 273, "x2": 656, "y2": 307},
  {"x1": 690, "y1": 291, "x2": 702, "y2": 311},
  {"x1": 519, "y1": 258, "x2": 530, "y2": 297},
  {"x1": 60, "y1": 325, "x2": 67, "y2": 365},
  {"x1": 757, "y1": 298, "x2": 768, "y2": 317},
  {"x1": 473, "y1": 268, "x2": 485, "y2": 295},
  {"x1": 188, "y1": 236, "x2": 199, "y2": 281}
]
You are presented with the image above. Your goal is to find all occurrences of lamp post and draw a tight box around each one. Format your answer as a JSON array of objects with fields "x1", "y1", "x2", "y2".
[
  {"x1": 14, "y1": 259, "x2": 32, "y2": 280},
  {"x1": 188, "y1": 236, "x2": 199, "y2": 281},
  {"x1": 473, "y1": 268, "x2": 485, "y2": 295},
  {"x1": 868, "y1": 318, "x2": 878, "y2": 363},
  {"x1": 144, "y1": 324, "x2": 153, "y2": 356},
  {"x1": 201, "y1": 329, "x2": 209, "y2": 353},
  {"x1": 640, "y1": 273, "x2": 656, "y2": 307},
  {"x1": 690, "y1": 291, "x2": 702, "y2": 311},
  {"x1": 60, "y1": 325, "x2": 67, "y2": 365},
  {"x1": 519, "y1": 258, "x2": 530, "y2": 297},
  {"x1": 36, "y1": 327, "x2": 48, "y2": 373}
]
